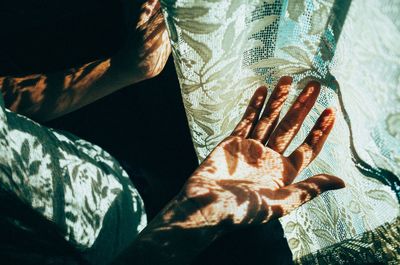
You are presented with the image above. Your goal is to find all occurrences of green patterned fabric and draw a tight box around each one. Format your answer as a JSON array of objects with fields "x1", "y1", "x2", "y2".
[
  {"x1": 297, "y1": 217, "x2": 400, "y2": 264},
  {"x1": 160, "y1": 0, "x2": 400, "y2": 262},
  {"x1": 0, "y1": 94, "x2": 146, "y2": 264}
]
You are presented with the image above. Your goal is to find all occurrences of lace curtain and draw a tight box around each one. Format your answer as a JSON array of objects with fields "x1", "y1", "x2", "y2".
[{"x1": 160, "y1": 0, "x2": 400, "y2": 262}]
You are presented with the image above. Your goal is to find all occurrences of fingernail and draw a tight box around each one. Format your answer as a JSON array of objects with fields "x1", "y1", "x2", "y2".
[
  {"x1": 320, "y1": 109, "x2": 335, "y2": 131},
  {"x1": 306, "y1": 81, "x2": 321, "y2": 94},
  {"x1": 279, "y1": 76, "x2": 293, "y2": 85}
]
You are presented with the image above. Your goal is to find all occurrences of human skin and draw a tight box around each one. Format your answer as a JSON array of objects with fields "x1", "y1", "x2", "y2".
[
  {"x1": 0, "y1": 2, "x2": 344, "y2": 261},
  {"x1": 113, "y1": 76, "x2": 345, "y2": 265},
  {"x1": 0, "y1": 0, "x2": 170, "y2": 122}
]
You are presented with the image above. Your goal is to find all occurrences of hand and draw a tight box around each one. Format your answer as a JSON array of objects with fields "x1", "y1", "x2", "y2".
[
  {"x1": 183, "y1": 76, "x2": 345, "y2": 228},
  {"x1": 115, "y1": 77, "x2": 344, "y2": 265}
]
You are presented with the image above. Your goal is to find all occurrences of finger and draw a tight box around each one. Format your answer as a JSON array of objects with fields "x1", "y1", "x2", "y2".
[
  {"x1": 231, "y1": 86, "x2": 268, "y2": 138},
  {"x1": 288, "y1": 108, "x2": 336, "y2": 174},
  {"x1": 251, "y1": 76, "x2": 292, "y2": 144},
  {"x1": 267, "y1": 81, "x2": 321, "y2": 154},
  {"x1": 268, "y1": 174, "x2": 345, "y2": 218}
]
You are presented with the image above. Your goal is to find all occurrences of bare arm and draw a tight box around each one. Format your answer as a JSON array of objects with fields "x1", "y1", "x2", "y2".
[
  {"x1": 113, "y1": 194, "x2": 223, "y2": 265},
  {"x1": 113, "y1": 77, "x2": 345, "y2": 265},
  {"x1": 0, "y1": 0, "x2": 170, "y2": 122}
]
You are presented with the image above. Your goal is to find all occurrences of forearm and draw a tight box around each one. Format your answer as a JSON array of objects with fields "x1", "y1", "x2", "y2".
[
  {"x1": 0, "y1": 1, "x2": 170, "y2": 122},
  {"x1": 0, "y1": 35, "x2": 168, "y2": 122},
  {"x1": 113, "y1": 195, "x2": 223, "y2": 265},
  {"x1": 0, "y1": 59, "x2": 122, "y2": 121}
]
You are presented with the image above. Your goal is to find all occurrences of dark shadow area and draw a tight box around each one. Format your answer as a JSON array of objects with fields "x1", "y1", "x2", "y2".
[
  {"x1": 45, "y1": 57, "x2": 199, "y2": 219},
  {"x1": 194, "y1": 219, "x2": 292, "y2": 265},
  {"x1": 0, "y1": 0, "x2": 128, "y2": 75},
  {"x1": 1, "y1": 0, "x2": 293, "y2": 263},
  {"x1": 45, "y1": 57, "x2": 293, "y2": 264},
  {"x1": 0, "y1": 187, "x2": 86, "y2": 265}
]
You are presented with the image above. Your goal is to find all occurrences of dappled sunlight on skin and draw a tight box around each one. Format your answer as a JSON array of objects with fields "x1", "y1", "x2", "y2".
[
  {"x1": 0, "y1": 0, "x2": 170, "y2": 121},
  {"x1": 123, "y1": 0, "x2": 171, "y2": 79},
  {"x1": 289, "y1": 108, "x2": 336, "y2": 173},
  {"x1": 251, "y1": 76, "x2": 292, "y2": 143},
  {"x1": 115, "y1": 77, "x2": 345, "y2": 265},
  {"x1": 0, "y1": 74, "x2": 47, "y2": 112},
  {"x1": 267, "y1": 81, "x2": 321, "y2": 154},
  {"x1": 164, "y1": 77, "x2": 344, "y2": 229},
  {"x1": 1, "y1": 59, "x2": 111, "y2": 119}
]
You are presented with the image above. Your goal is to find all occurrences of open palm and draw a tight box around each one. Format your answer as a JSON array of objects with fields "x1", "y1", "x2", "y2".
[{"x1": 184, "y1": 77, "x2": 344, "y2": 227}]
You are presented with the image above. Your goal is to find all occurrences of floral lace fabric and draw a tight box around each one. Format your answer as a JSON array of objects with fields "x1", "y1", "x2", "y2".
[
  {"x1": 160, "y1": 0, "x2": 400, "y2": 262},
  {"x1": 296, "y1": 217, "x2": 400, "y2": 264},
  {"x1": 0, "y1": 94, "x2": 147, "y2": 264}
]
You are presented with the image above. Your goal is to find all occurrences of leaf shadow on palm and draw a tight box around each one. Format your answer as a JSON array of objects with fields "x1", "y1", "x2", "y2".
[{"x1": 138, "y1": 77, "x2": 345, "y2": 265}]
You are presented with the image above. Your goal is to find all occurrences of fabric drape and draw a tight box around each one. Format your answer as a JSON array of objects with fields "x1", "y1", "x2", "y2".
[
  {"x1": 160, "y1": 0, "x2": 400, "y2": 262},
  {"x1": 0, "y1": 91, "x2": 147, "y2": 265}
]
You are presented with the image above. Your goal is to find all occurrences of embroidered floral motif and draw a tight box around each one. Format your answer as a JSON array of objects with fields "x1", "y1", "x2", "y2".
[{"x1": 161, "y1": 0, "x2": 400, "y2": 261}]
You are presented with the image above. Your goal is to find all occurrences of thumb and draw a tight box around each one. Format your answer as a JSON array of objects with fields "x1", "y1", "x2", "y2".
[{"x1": 269, "y1": 174, "x2": 345, "y2": 218}]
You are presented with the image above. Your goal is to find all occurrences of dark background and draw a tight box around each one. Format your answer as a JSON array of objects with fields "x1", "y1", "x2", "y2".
[
  {"x1": 47, "y1": 57, "x2": 199, "y2": 220},
  {"x1": 1, "y1": 0, "x2": 292, "y2": 264}
]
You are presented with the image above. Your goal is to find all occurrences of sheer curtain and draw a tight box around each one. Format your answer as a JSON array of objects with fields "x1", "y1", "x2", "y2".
[{"x1": 160, "y1": 0, "x2": 400, "y2": 262}]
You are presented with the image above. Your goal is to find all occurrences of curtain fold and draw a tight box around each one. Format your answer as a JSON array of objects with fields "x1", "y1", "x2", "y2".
[{"x1": 160, "y1": 0, "x2": 400, "y2": 262}]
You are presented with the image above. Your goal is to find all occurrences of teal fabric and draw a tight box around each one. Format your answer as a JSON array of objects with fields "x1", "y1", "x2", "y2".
[
  {"x1": 0, "y1": 95, "x2": 146, "y2": 264},
  {"x1": 160, "y1": 0, "x2": 400, "y2": 262}
]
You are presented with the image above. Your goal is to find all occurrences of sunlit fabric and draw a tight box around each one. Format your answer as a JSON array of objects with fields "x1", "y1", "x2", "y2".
[
  {"x1": 0, "y1": 95, "x2": 147, "y2": 264},
  {"x1": 160, "y1": 0, "x2": 400, "y2": 262}
]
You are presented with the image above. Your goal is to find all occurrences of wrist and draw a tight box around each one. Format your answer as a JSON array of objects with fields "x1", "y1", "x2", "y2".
[
  {"x1": 115, "y1": 193, "x2": 225, "y2": 265},
  {"x1": 181, "y1": 177, "x2": 237, "y2": 231}
]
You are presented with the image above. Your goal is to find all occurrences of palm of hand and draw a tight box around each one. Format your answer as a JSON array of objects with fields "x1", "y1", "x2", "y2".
[
  {"x1": 197, "y1": 137, "x2": 296, "y2": 188},
  {"x1": 184, "y1": 77, "x2": 344, "y2": 227}
]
